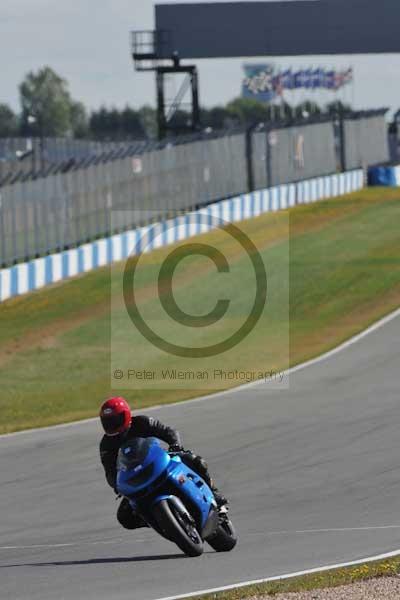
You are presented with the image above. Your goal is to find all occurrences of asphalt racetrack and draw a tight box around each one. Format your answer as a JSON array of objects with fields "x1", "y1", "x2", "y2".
[{"x1": 1, "y1": 311, "x2": 400, "y2": 600}]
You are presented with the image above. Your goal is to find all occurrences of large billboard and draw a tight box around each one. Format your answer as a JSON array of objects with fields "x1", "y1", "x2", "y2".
[{"x1": 155, "y1": 1, "x2": 400, "y2": 59}]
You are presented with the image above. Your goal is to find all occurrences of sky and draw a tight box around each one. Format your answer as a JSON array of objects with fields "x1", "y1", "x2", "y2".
[{"x1": 1, "y1": 0, "x2": 400, "y2": 115}]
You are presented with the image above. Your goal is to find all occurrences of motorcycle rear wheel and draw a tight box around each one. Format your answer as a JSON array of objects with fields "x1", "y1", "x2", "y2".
[{"x1": 153, "y1": 499, "x2": 204, "y2": 557}]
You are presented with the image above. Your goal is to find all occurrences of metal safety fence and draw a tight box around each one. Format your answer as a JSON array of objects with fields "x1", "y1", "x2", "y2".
[
  {"x1": 0, "y1": 137, "x2": 123, "y2": 162},
  {"x1": 0, "y1": 137, "x2": 145, "y2": 185},
  {"x1": 0, "y1": 111, "x2": 389, "y2": 267},
  {"x1": 343, "y1": 114, "x2": 390, "y2": 170},
  {"x1": 0, "y1": 169, "x2": 364, "y2": 303}
]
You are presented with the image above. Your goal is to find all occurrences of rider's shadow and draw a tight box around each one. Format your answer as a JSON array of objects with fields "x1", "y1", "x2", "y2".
[{"x1": 2, "y1": 551, "x2": 214, "y2": 568}]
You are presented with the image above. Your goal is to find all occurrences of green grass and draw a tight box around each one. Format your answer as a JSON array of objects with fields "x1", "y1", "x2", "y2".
[
  {"x1": 174, "y1": 555, "x2": 400, "y2": 599},
  {"x1": 0, "y1": 187, "x2": 399, "y2": 433}
]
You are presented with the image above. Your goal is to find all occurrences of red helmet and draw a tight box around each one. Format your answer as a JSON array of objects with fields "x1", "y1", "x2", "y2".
[{"x1": 100, "y1": 397, "x2": 131, "y2": 436}]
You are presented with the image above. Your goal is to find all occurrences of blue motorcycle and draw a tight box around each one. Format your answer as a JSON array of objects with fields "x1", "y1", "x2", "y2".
[{"x1": 116, "y1": 437, "x2": 237, "y2": 557}]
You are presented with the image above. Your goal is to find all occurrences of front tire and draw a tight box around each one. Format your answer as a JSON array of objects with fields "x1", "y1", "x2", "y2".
[
  {"x1": 207, "y1": 515, "x2": 237, "y2": 552},
  {"x1": 153, "y1": 499, "x2": 204, "y2": 557}
]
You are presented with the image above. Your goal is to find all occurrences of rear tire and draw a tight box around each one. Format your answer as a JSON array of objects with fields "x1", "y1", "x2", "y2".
[
  {"x1": 207, "y1": 515, "x2": 237, "y2": 552},
  {"x1": 153, "y1": 499, "x2": 204, "y2": 557}
]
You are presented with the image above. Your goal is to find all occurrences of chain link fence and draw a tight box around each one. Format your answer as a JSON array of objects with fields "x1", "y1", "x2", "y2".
[
  {"x1": 343, "y1": 113, "x2": 389, "y2": 170},
  {"x1": 0, "y1": 137, "x2": 165, "y2": 186},
  {"x1": 0, "y1": 133, "x2": 247, "y2": 266},
  {"x1": 0, "y1": 112, "x2": 389, "y2": 268},
  {"x1": 268, "y1": 120, "x2": 337, "y2": 187}
]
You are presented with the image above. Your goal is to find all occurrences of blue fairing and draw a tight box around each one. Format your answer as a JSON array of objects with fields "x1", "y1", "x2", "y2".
[
  {"x1": 116, "y1": 438, "x2": 216, "y2": 529},
  {"x1": 163, "y1": 456, "x2": 215, "y2": 527}
]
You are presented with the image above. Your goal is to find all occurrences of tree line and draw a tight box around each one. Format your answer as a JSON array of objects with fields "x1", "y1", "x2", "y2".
[{"x1": 0, "y1": 66, "x2": 352, "y2": 141}]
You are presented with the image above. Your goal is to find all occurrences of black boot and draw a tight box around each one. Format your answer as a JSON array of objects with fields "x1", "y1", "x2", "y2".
[
  {"x1": 211, "y1": 486, "x2": 229, "y2": 508},
  {"x1": 135, "y1": 515, "x2": 150, "y2": 528},
  {"x1": 117, "y1": 498, "x2": 149, "y2": 529}
]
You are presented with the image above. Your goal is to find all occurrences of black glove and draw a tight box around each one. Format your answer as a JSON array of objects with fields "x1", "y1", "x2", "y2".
[{"x1": 169, "y1": 444, "x2": 183, "y2": 453}]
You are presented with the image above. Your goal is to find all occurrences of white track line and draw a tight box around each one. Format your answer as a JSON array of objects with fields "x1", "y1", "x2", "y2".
[
  {"x1": 1, "y1": 306, "x2": 400, "y2": 440},
  {"x1": 154, "y1": 548, "x2": 400, "y2": 600},
  {"x1": 263, "y1": 525, "x2": 400, "y2": 535},
  {"x1": 0, "y1": 537, "x2": 146, "y2": 551}
]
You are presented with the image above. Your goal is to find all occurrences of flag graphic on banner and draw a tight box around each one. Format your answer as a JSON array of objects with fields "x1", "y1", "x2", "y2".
[{"x1": 242, "y1": 65, "x2": 353, "y2": 100}]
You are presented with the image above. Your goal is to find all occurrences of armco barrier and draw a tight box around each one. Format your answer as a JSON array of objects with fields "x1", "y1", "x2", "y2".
[{"x1": 0, "y1": 169, "x2": 363, "y2": 303}]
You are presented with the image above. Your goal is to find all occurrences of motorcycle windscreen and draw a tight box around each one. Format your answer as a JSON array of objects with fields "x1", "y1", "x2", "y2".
[
  {"x1": 117, "y1": 438, "x2": 155, "y2": 470},
  {"x1": 117, "y1": 437, "x2": 170, "y2": 495}
]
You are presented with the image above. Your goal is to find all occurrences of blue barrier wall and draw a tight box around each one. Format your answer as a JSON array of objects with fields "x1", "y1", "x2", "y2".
[
  {"x1": 368, "y1": 164, "x2": 400, "y2": 187},
  {"x1": 0, "y1": 169, "x2": 363, "y2": 303}
]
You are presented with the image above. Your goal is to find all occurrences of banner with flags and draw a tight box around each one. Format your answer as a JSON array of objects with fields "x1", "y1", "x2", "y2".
[
  {"x1": 242, "y1": 64, "x2": 277, "y2": 101},
  {"x1": 242, "y1": 65, "x2": 353, "y2": 100}
]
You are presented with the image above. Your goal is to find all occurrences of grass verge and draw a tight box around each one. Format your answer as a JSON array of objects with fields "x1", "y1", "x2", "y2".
[
  {"x1": 0, "y1": 187, "x2": 399, "y2": 433},
  {"x1": 175, "y1": 554, "x2": 400, "y2": 599}
]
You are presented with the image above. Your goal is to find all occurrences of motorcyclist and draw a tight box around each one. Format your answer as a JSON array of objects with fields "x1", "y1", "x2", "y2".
[{"x1": 99, "y1": 396, "x2": 228, "y2": 530}]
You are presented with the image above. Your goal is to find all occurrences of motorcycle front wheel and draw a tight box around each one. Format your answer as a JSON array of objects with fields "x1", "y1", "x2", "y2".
[{"x1": 153, "y1": 499, "x2": 204, "y2": 557}]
